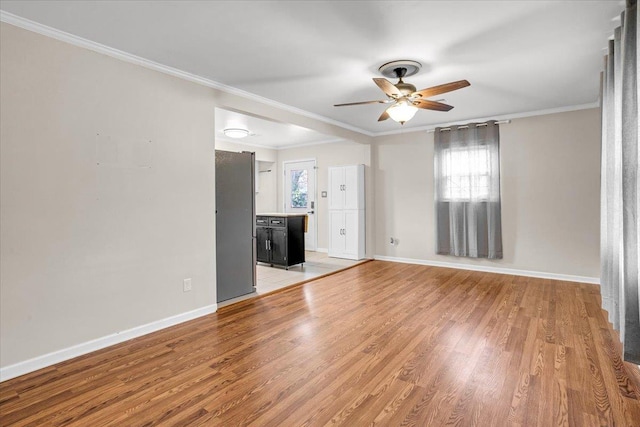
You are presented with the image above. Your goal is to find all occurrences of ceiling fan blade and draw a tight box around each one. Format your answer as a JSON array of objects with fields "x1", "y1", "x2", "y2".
[
  {"x1": 414, "y1": 99, "x2": 454, "y2": 111},
  {"x1": 378, "y1": 109, "x2": 390, "y2": 122},
  {"x1": 334, "y1": 100, "x2": 390, "y2": 107},
  {"x1": 373, "y1": 78, "x2": 403, "y2": 97},
  {"x1": 412, "y1": 80, "x2": 470, "y2": 99}
]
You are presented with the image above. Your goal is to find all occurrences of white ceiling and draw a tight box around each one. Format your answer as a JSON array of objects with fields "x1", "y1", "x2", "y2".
[
  {"x1": 0, "y1": 1, "x2": 622, "y2": 138},
  {"x1": 215, "y1": 108, "x2": 341, "y2": 149}
]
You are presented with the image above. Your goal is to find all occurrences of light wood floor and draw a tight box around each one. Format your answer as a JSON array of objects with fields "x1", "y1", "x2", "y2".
[
  {"x1": 255, "y1": 251, "x2": 363, "y2": 295},
  {"x1": 1, "y1": 261, "x2": 640, "y2": 426}
]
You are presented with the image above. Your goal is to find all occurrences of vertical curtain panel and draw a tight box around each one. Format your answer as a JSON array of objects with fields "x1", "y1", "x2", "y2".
[
  {"x1": 434, "y1": 121, "x2": 502, "y2": 259},
  {"x1": 600, "y1": 0, "x2": 639, "y2": 364}
]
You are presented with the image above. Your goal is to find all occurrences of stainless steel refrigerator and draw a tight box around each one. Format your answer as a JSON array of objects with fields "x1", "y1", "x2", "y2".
[{"x1": 215, "y1": 150, "x2": 256, "y2": 302}]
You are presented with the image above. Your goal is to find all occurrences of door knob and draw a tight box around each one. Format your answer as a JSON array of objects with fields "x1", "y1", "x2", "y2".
[{"x1": 307, "y1": 211, "x2": 314, "y2": 214}]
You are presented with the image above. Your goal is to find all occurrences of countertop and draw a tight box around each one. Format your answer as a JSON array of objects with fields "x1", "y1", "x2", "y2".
[{"x1": 257, "y1": 213, "x2": 308, "y2": 217}]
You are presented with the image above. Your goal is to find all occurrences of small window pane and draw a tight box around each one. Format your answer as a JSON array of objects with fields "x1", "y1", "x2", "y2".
[
  {"x1": 442, "y1": 146, "x2": 490, "y2": 200},
  {"x1": 290, "y1": 169, "x2": 308, "y2": 208}
]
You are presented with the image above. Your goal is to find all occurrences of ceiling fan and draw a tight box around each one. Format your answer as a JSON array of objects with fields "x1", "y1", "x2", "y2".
[{"x1": 334, "y1": 60, "x2": 470, "y2": 125}]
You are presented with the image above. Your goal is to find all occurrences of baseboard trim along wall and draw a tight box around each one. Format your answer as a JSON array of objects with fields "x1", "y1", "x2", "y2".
[
  {"x1": 374, "y1": 255, "x2": 600, "y2": 285},
  {"x1": 315, "y1": 247, "x2": 328, "y2": 253},
  {"x1": 0, "y1": 304, "x2": 218, "y2": 382}
]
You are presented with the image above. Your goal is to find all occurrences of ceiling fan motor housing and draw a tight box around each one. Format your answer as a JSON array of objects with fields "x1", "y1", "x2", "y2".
[
  {"x1": 395, "y1": 79, "x2": 417, "y2": 96},
  {"x1": 379, "y1": 61, "x2": 422, "y2": 96}
]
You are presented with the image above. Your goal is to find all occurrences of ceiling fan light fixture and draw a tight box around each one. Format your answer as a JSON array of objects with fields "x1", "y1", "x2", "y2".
[
  {"x1": 334, "y1": 58, "x2": 468, "y2": 125},
  {"x1": 387, "y1": 101, "x2": 418, "y2": 125},
  {"x1": 223, "y1": 128, "x2": 250, "y2": 139}
]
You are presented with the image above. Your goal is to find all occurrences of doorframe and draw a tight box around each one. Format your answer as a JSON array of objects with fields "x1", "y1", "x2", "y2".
[{"x1": 282, "y1": 158, "x2": 317, "y2": 251}]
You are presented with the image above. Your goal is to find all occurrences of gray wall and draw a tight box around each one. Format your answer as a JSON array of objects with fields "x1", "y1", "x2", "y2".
[{"x1": 373, "y1": 108, "x2": 601, "y2": 278}]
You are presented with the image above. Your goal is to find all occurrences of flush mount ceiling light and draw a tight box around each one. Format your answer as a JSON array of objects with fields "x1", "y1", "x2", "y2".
[{"x1": 223, "y1": 128, "x2": 250, "y2": 139}]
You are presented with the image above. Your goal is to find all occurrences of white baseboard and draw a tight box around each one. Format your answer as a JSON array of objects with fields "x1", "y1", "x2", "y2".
[
  {"x1": 373, "y1": 255, "x2": 599, "y2": 284},
  {"x1": 315, "y1": 247, "x2": 328, "y2": 253},
  {"x1": 0, "y1": 304, "x2": 218, "y2": 382}
]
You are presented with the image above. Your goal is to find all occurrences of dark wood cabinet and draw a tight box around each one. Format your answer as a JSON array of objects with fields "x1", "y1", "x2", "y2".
[
  {"x1": 256, "y1": 226, "x2": 270, "y2": 262},
  {"x1": 256, "y1": 215, "x2": 305, "y2": 269}
]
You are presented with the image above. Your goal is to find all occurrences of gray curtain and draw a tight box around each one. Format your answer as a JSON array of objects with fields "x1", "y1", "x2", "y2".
[
  {"x1": 434, "y1": 121, "x2": 502, "y2": 259},
  {"x1": 600, "y1": 0, "x2": 639, "y2": 364}
]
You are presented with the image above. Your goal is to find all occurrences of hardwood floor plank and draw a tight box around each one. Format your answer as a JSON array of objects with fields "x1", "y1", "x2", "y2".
[{"x1": 1, "y1": 261, "x2": 639, "y2": 426}]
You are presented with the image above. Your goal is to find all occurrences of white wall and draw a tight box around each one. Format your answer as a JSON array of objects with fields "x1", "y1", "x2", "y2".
[
  {"x1": 0, "y1": 23, "x2": 217, "y2": 368},
  {"x1": 215, "y1": 139, "x2": 374, "y2": 251},
  {"x1": 276, "y1": 141, "x2": 374, "y2": 255},
  {"x1": 373, "y1": 108, "x2": 601, "y2": 278},
  {"x1": 0, "y1": 19, "x2": 603, "y2": 376},
  {"x1": 0, "y1": 22, "x2": 362, "y2": 374}
]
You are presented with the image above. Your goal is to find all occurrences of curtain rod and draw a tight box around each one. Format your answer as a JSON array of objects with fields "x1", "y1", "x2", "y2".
[{"x1": 427, "y1": 119, "x2": 511, "y2": 133}]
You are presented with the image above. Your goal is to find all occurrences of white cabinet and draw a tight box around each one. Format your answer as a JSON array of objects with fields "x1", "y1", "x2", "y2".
[
  {"x1": 329, "y1": 210, "x2": 365, "y2": 259},
  {"x1": 328, "y1": 165, "x2": 365, "y2": 260},
  {"x1": 328, "y1": 165, "x2": 364, "y2": 210}
]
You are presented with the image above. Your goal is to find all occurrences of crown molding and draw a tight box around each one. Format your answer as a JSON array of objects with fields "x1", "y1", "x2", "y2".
[
  {"x1": 0, "y1": 11, "x2": 374, "y2": 138},
  {"x1": 0, "y1": 11, "x2": 600, "y2": 141},
  {"x1": 373, "y1": 102, "x2": 600, "y2": 137}
]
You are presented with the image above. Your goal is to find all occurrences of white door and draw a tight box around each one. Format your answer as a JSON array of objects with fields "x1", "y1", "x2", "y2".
[{"x1": 284, "y1": 159, "x2": 316, "y2": 251}]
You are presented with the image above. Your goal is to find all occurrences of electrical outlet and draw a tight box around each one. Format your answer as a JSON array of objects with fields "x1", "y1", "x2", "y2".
[{"x1": 183, "y1": 278, "x2": 192, "y2": 292}]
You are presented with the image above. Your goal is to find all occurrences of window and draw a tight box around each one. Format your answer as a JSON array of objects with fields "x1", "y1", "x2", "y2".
[
  {"x1": 441, "y1": 146, "x2": 490, "y2": 200},
  {"x1": 434, "y1": 121, "x2": 502, "y2": 259},
  {"x1": 290, "y1": 169, "x2": 308, "y2": 208}
]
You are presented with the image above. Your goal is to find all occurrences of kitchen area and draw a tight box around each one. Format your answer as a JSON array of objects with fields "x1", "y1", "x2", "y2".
[{"x1": 214, "y1": 108, "x2": 370, "y2": 305}]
